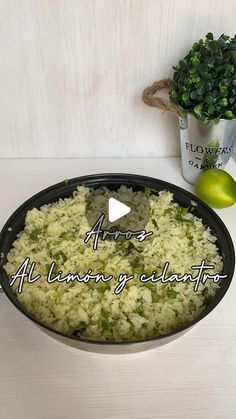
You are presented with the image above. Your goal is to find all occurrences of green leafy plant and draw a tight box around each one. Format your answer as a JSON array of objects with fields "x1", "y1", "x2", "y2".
[{"x1": 169, "y1": 33, "x2": 236, "y2": 123}]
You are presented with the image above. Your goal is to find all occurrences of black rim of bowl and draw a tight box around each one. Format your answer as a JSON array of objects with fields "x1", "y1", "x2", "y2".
[{"x1": 0, "y1": 173, "x2": 235, "y2": 346}]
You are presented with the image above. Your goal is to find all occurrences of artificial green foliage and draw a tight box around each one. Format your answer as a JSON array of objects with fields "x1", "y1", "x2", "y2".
[{"x1": 169, "y1": 33, "x2": 236, "y2": 123}]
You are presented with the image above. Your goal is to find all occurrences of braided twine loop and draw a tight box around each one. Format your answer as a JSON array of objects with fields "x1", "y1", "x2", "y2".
[{"x1": 142, "y1": 78, "x2": 180, "y2": 116}]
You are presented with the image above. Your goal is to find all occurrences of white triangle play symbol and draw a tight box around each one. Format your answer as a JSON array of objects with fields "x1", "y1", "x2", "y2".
[{"x1": 108, "y1": 197, "x2": 131, "y2": 223}]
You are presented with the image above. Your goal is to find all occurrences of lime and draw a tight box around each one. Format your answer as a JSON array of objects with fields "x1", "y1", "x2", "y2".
[{"x1": 194, "y1": 169, "x2": 236, "y2": 208}]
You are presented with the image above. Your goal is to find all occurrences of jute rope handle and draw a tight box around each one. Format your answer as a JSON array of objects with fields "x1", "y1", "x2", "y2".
[{"x1": 142, "y1": 78, "x2": 181, "y2": 116}]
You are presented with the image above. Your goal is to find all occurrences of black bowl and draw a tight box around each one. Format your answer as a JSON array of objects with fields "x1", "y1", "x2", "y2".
[{"x1": 0, "y1": 173, "x2": 234, "y2": 353}]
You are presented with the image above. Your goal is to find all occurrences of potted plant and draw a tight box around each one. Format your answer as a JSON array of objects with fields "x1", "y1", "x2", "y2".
[{"x1": 143, "y1": 33, "x2": 236, "y2": 184}]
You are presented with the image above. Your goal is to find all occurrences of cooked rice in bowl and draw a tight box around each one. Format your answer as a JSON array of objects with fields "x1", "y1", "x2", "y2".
[{"x1": 4, "y1": 186, "x2": 223, "y2": 342}]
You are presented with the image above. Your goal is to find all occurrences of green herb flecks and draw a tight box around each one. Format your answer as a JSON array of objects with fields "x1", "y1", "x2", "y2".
[
  {"x1": 133, "y1": 267, "x2": 143, "y2": 277},
  {"x1": 59, "y1": 232, "x2": 68, "y2": 239},
  {"x1": 45, "y1": 262, "x2": 59, "y2": 276},
  {"x1": 163, "y1": 208, "x2": 173, "y2": 216},
  {"x1": 29, "y1": 228, "x2": 43, "y2": 241},
  {"x1": 166, "y1": 289, "x2": 179, "y2": 299},
  {"x1": 136, "y1": 306, "x2": 144, "y2": 316},
  {"x1": 144, "y1": 282, "x2": 161, "y2": 302},
  {"x1": 188, "y1": 300, "x2": 197, "y2": 312},
  {"x1": 99, "y1": 308, "x2": 115, "y2": 331},
  {"x1": 72, "y1": 322, "x2": 87, "y2": 336},
  {"x1": 202, "y1": 288, "x2": 215, "y2": 303},
  {"x1": 101, "y1": 308, "x2": 109, "y2": 319},
  {"x1": 97, "y1": 283, "x2": 111, "y2": 294},
  {"x1": 53, "y1": 251, "x2": 67, "y2": 263},
  {"x1": 176, "y1": 206, "x2": 195, "y2": 226},
  {"x1": 144, "y1": 187, "x2": 157, "y2": 195},
  {"x1": 152, "y1": 218, "x2": 158, "y2": 228}
]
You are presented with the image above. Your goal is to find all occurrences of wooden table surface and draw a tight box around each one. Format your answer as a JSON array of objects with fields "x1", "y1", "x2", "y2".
[{"x1": 0, "y1": 157, "x2": 235, "y2": 419}]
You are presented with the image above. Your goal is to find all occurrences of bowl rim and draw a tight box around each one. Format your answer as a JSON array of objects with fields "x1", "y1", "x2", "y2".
[{"x1": 0, "y1": 172, "x2": 235, "y2": 346}]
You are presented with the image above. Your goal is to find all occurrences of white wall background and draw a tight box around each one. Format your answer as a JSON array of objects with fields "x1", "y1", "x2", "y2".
[{"x1": 1, "y1": 0, "x2": 236, "y2": 158}]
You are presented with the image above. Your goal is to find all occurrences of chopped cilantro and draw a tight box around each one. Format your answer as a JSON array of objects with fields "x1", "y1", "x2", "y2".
[
  {"x1": 152, "y1": 218, "x2": 158, "y2": 228},
  {"x1": 176, "y1": 207, "x2": 195, "y2": 225},
  {"x1": 53, "y1": 251, "x2": 67, "y2": 263},
  {"x1": 129, "y1": 322, "x2": 136, "y2": 334},
  {"x1": 144, "y1": 282, "x2": 161, "y2": 302},
  {"x1": 163, "y1": 208, "x2": 173, "y2": 215},
  {"x1": 144, "y1": 282, "x2": 154, "y2": 290},
  {"x1": 100, "y1": 318, "x2": 115, "y2": 331},
  {"x1": 166, "y1": 289, "x2": 178, "y2": 299},
  {"x1": 72, "y1": 322, "x2": 87, "y2": 336},
  {"x1": 97, "y1": 283, "x2": 111, "y2": 293},
  {"x1": 101, "y1": 308, "x2": 109, "y2": 319},
  {"x1": 188, "y1": 300, "x2": 196, "y2": 312},
  {"x1": 202, "y1": 288, "x2": 215, "y2": 303},
  {"x1": 136, "y1": 306, "x2": 144, "y2": 316},
  {"x1": 29, "y1": 228, "x2": 42, "y2": 241},
  {"x1": 45, "y1": 262, "x2": 59, "y2": 276},
  {"x1": 152, "y1": 292, "x2": 161, "y2": 302},
  {"x1": 144, "y1": 187, "x2": 157, "y2": 195},
  {"x1": 59, "y1": 232, "x2": 68, "y2": 239},
  {"x1": 133, "y1": 267, "x2": 143, "y2": 276}
]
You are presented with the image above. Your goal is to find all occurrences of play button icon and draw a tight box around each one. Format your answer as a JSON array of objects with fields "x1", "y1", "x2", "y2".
[
  {"x1": 108, "y1": 198, "x2": 131, "y2": 223},
  {"x1": 85, "y1": 185, "x2": 150, "y2": 234}
]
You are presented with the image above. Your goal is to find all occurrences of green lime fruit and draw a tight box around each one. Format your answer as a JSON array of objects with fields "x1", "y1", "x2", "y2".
[{"x1": 194, "y1": 169, "x2": 236, "y2": 208}]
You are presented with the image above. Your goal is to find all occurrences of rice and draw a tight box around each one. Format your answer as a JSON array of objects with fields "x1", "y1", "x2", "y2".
[{"x1": 4, "y1": 186, "x2": 223, "y2": 342}]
